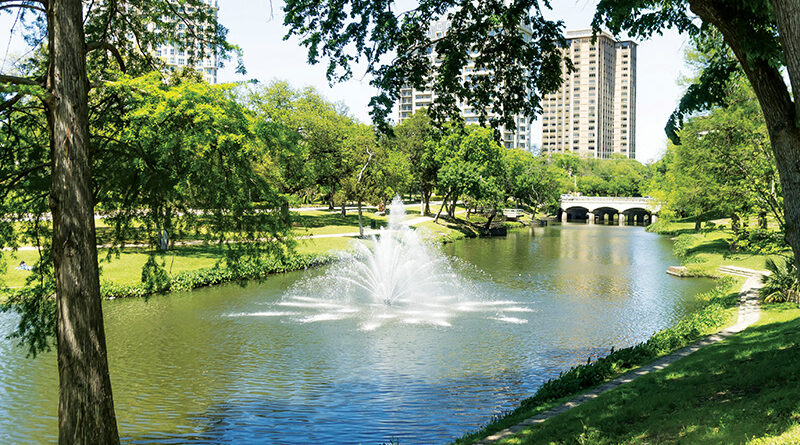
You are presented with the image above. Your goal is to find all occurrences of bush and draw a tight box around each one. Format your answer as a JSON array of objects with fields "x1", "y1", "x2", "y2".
[
  {"x1": 760, "y1": 255, "x2": 799, "y2": 303},
  {"x1": 672, "y1": 234, "x2": 694, "y2": 257},
  {"x1": 100, "y1": 253, "x2": 334, "y2": 300},
  {"x1": 734, "y1": 229, "x2": 788, "y2": 255}
]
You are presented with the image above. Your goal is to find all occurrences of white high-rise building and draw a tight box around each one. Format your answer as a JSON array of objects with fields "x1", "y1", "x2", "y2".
[
  {"x1": 154, "y1": 0, "x2": 219, "y2": 84},
  {"x1": 540, "y1": 29, "x2": 636, "y2": 158},
  {"x1": 397, "y1": 19, "x2": 533, "y2": 150}
]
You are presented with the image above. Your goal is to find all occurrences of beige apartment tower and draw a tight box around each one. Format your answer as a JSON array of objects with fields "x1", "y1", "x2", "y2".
[
  {"x1": 540, "y1": 30, "x2": 636, "y2": 158},
  {"x1": 155, "y1": 0, "x2": 220, "y2": 84},
  {"x1": 397, "y1": 19, "x2": 533, "y2": 151}
]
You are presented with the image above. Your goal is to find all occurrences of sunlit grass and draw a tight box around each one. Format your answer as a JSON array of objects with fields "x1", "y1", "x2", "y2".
[{"x1": 482, "y1": 303, "x2": 800, "y2": 445}]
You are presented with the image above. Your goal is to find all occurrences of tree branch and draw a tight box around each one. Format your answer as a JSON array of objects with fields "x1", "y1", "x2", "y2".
[
  {"x1": 86, "y1": 41, "x2": 126, "y2": 72},
  {"x1": 0, "y1": 3, "x2": 46, "y2": 13},
  {"x1": 0, "y1": 74, "x2": 43, "y2": 87},
  {"x1": 0, "y1": 93, "x2": 22, "y2": 113},
  {"x1": 771, "y1": 0, "x2": 800, "y2": 125}
]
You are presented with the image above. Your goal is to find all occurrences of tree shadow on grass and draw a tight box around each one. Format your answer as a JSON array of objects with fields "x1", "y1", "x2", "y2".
[
  {"x1": 292, "y1": 211, "x2": 384, "y2": 229},
  {"x1": 685, "y1": 238, "x2": 731, "y2": 257}
]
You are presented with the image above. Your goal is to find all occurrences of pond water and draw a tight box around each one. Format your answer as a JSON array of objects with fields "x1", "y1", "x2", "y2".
[{"x1": 0, "y1": 224, "x2": 715, "y2": 444}]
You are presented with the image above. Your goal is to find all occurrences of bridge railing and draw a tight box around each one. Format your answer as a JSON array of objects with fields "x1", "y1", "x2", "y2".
[
  {"x1": 502, "y1": 208, "x2": 525, "y2": 218},
  {"x1": 560, "y1": 195, "x2": 654, "y2": 203}
]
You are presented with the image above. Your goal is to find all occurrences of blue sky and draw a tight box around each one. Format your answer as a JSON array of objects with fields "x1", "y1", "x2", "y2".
[
  {"x1": 215, "y1": 0, "x2": 692, "y2": 163},
  {"x1": 1, "y1": 0, "x2": 692, "y2": 162}
]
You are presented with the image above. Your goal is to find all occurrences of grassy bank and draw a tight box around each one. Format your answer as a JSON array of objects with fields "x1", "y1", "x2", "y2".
[
  {"x1": 648, "y1": 219, "x2": 783, "y2": 277},
  {"x1": 470, "y1": 302, "x2": 800, "y2": 444},
  {"x1": 1, "y1": 206, "x2": 511, "y2": 299},
  {"x1": 456, "y1": 277, "x2": 743, "y2": 444}
]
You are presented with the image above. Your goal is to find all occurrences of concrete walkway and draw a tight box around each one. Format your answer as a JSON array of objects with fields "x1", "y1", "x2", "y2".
[{"x1": 477, "y1": 268, "x2": 765, "y2": 444}]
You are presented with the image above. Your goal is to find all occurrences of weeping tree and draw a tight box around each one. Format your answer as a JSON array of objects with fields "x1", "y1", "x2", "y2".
[
  {"x1": 0, "y1": 1, "x2": 248, "y2": 443},
  {"x1": 593, "y1": 0, "x2": 800, "y2": 280}
]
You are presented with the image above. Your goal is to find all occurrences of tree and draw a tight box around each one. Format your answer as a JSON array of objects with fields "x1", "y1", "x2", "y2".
[
  {"x1": 339, "y1": 123, "x2": 379, "y2": 236},
  {"x1": 594, "y1": 0, "x2": 800, "y2": 278},
  {"x1": 0, "y1": 1, "x2": 238, "y2": 441},
  {"x1": 434, "y1": 126, "x2": 505, "y2": 226},
  {"x1": 248, "y1": 81, "x2": 312, "y2": 199},
  {"x1": 391, "y1": 110, "x2": 440, "y2": 214},
  {"x1": 650, "y1": 78, "x2": 782, "y2": 231},
  {"x1": 283, "y1": 0, "x2": 569, "y2": 132},
  {"x1": 502, "y1": 149, "x2": 563, "y2": 212}
]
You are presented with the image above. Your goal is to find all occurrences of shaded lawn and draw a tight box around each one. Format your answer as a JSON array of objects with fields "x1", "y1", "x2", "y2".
[
  {"x1": 493, "y1": 304, "x2": 800, "y2": 445},
  {"x1": 291, "y1": 208, "x2": 425, "y2": 236},
  {"x1": 679, "y1": 230, "x2": 777, "y2": 276},
  {"x1": 2, "y1": 233, "x2": 367, "y2": 289}
]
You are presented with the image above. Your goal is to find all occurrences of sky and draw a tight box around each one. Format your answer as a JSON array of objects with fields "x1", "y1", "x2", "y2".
[{"x1": 0, "y1": 0, "x2": 693, "y2": 163}]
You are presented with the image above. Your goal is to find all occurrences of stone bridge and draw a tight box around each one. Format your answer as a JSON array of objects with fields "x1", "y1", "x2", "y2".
[{"x1": 559, "y1": 195, "x2": 662, "y2": 225}]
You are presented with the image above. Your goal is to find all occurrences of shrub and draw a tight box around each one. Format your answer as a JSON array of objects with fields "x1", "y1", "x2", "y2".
[
  {"x1": 100, "y1": 253, "x2": 334, "y2": 300},
  {"x1": 760, "y1": 255, "x2": 799, "y2": 303},
  {"x1": 141, "y1": 256, "x2": 170, "y2": 293},
  {"x1": 672, "y1": 234, "x2": 694, "y2": 257},
  {"x1": 513, "y1": 277, "x2": 736, "y2": 414},
  {"x1": 734, "y1": 229, "x2": 788, "y2": 255}
]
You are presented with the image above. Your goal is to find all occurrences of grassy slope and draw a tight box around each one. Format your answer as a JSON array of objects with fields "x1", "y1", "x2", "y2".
[
  {"x1": 456, "y1": 277, "x2": 743, "y2": 445},
  {"x1": 650, "y1": 219, "x2": 782, "y2": 277},
  {"x1": 0, "y1": 208, "x2": 453, "y2": 289},
  {"x1": 487, "y1": 304, "x2": 800, "y2": 445}
]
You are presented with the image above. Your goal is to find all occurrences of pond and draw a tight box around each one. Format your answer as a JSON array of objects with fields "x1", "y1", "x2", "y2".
[{"x1": 0, "y1": 223, "x2": 715, "y2": 444}]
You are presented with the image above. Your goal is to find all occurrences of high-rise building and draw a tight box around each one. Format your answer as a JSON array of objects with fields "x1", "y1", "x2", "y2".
[
  {"x1": 540, "y1": 29, "x2": 636, "y2": 158},
  {"x1": 397, "y1": 19, "x2": 533, "y2": 151},
  {"x1": 154, "y1": 0, "x2": 219, "y2": 84}
]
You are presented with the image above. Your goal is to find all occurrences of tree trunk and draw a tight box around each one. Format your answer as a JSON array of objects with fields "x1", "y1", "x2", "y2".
[
  {"x1": 690, "y1": 0, "x2": 800, "y2": 281},
  {"x1": 47, "y1": 0, "x2": 120, "y2": 443},
  {"x1": 341, "y1": 201, "x2": 346, "y2": 217},
  {"x1": 434, "y1": 191, "x2": 451, "y2": 224},
  {"x1": 357, "y1": 200, "x2": 363, "y2": 237},
  {"x1": 448, "y1": 194, "x2": 457, "y2": 218},
  {"x1": 328, "y1": 193, "x2": 334, "y2": 210},
  {"x1": 759, "y1": 211, "x2": 768, "y2": 230},
  {"x1": 694, "y1": 217, "x2": 702, "y2": 231},
  {"x1": 423, "y1": 190, "x2": 431, "y2": 215},
  {"x1": 731, "y1": 212, "x2": 740, "y2": 236},
  {"x1": 767, "y1": 128, "x2": 800, "y2": 265},
  {"x1": 484, "y1": 207, "x2": 498, "y2": 231}
]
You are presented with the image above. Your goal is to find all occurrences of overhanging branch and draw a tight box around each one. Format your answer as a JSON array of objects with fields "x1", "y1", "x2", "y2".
[
  {"x1": 86, "y1": 41, "x2": 127, "y2": 72},
  {"x1": 0, "y1": 3, "x2": 46, "y2": 13},
  {"x1": 0, "y1": 93, "x2": 23, "y2": 113},
  {"x1": 0, "y1": 74, "x2": 43, "y2": 87}
]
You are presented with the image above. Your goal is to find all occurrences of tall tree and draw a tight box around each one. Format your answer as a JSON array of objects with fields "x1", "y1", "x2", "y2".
[
  {"x1": 283, "y1": 0, "x2": 569, "y2": 132},
  {"x1": 0, "y1": 1, "x2": 237, "y2": 442},
  {"x1": 594, "y1": 0, "x2": 800, "y2": 278},
  {"x1": 391, "y1": 110, "x2": 440, "y2": 214}
]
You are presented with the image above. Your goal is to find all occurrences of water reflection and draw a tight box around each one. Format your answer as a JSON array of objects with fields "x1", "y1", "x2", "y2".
[{"x1": 0, "y1": 225, "x2": 715, "y2": 443}]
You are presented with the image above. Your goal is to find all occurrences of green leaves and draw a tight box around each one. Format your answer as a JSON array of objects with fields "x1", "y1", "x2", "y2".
[
  {"x1": 284, "y1": 0, "x2": 568, "y2": 132},
  {"x1": 761, "y1": 255, "x2": 799, "y2": 303}
]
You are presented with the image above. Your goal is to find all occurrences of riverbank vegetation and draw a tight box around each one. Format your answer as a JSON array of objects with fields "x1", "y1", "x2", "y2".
[
  {"x1": 459, "y1": 303, "x2": 800, "y2": 445},
  {"x1": 456, "y1": 277, "x2": 742, "y2": 444}
]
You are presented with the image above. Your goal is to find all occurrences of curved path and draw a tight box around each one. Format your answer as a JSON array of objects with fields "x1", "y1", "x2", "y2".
[{"x1": 476, "y1": 268, "x2": 765, "y2": 444}]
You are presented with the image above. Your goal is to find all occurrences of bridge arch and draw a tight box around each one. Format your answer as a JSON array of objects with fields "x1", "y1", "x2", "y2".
[
  {"x1": 559, "y1": 196, "x2": 661, "y2": 225},
  {"x1": 561, "y1": 206, "x2": 589, "y2": 222}
]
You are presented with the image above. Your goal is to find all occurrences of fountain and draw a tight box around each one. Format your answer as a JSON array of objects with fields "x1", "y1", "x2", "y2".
[{"x1": 253, "y1": 197, "x2": 532, "y2": 330}]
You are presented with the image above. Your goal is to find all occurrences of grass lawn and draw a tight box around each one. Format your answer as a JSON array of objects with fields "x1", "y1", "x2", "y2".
[
  {"x1": 485, "y1": 303, "x2": 800, "y2": 445},
  {"x1": 2, "y1": 246, "x2": 225, "y2": 288},
  {"x1": 679, "y1": 230, "x2": 775, "y2": 276},
  {"x1": 291, "y1": 208, "x2": 425, "y2": 236},
  {"x1": 651, "y1": 218, "x2": 784, "y2": 277}
]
